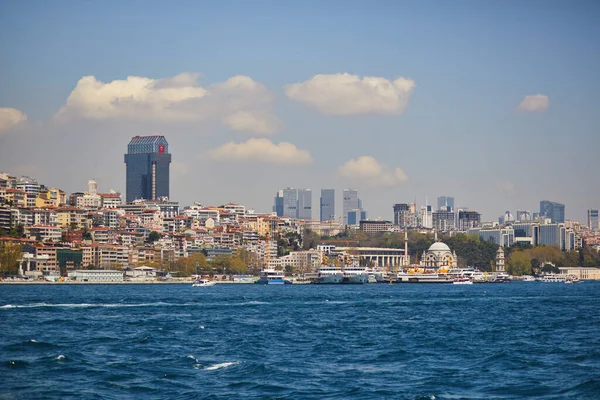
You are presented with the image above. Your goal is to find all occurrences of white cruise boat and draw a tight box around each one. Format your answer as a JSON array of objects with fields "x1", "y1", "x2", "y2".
[
  {"x1": 256, "y1": 269, "x2": 286, "y2": 285},
  {"x1": 538, "y1": 274, "x2": 568, "y2": 283},
  {"x1": 316, "y1": 266, "x2": 344, "y2": 284},
  {"x1": 453, "y1": 277, "x2": 473, "y2": 285},
  {"x1": 396, "y1": 271, "x2": 453, "y2": 283},
  {"x1": 342, "y1": 265, "x2": 369, "y2": 284}
]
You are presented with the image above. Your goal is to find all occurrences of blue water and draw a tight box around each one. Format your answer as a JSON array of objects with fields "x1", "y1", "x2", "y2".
[{"x1": 1, "y1": 282, "x2": 600, "y2": 399}]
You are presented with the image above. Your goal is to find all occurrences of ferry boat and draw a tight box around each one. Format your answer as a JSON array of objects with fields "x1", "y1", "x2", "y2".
[
  {"x1": 453, "y1": 277, "x2": 473, "y2": 285},
  {"x1": 342, "y1": 265, "x2": 369, "y2": 284},
  {"x1": 538, "y1": 274, "x2": 568, "y2": 283},
  {"x1": 316, "y1": 266, "x2": 344, "y2": 284},
  {"x1": 256, "y1": 269, "x2": 286, "y2": 285},
  {"x1": 192, "y1": 278, "x2": 216, "y2": 287},
  {"x1": 396, "y1": 271, "x2": 453, "y2": 283}
]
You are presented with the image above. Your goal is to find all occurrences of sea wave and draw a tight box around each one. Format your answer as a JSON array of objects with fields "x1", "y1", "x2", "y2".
[{"x1": 204, "y1": 361, "x2": 240, "y2": 371}]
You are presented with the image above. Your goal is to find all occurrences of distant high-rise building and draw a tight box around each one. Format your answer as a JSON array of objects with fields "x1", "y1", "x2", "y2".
[
  {"x1": 124, "y1": 136, "x2": 171, "y2": 203},
  {"x1": 437, "y1": 196, "x2": 454, "y2": 211},
  {"x1": 343, "y1": 189, "x2": 359, "y2": 225},
  {"x1": 273, "y1": 187, "x2": 312, "y2": 219},
  {"x1": 516, "y1": 210, "x2": 531, "y2": 221},
  {"x1": 432, "y1": 210, "x2": 456, "y2": 231},
  {"x1": 458, "y1": 210, "x2": 481, "y2": 231},
  {"x1": 420, "y1": 204, "x2": 433, "y2": 229},
  {"x1": 273, "y1": 190, "x2": 284, "y2": 216},
  {"x1": 88, "y1": 179, "x2": 98, "y2": 196},
  {"x1": 393, "y1": 203, "x2": 410, "y2": 227},
  {"x1": 282, "y1": 187, "x2": 298, "y2": 218},
  {"x1": 540, "y1": 200, "x2": 565, "y2": 223},
  {"x1": 297, "y1": 189, "x2": 312, "y2": 220},
  {"x1": 320, "y1": 189, "x2": 335, "y2": 222},
  {"x1": 589, "y1": 209, "x2": 599, "y2": 231}
]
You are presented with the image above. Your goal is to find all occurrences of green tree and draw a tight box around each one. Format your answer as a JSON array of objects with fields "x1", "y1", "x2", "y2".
[
  {"x1": 506, "y1": 251, "x2": 532, "y2": 276},
  {"x1": 0, "y1": 242, "x2": 22, "y2": 276},
  {"x1": 147, "y1": 231, "x2": 161, "y2": 243}
]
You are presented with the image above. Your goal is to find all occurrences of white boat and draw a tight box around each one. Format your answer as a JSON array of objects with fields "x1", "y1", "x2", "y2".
[
  {"x1": 396, "y1": 271, "x2": 453, "y2": 283},
  {"x1": 192, "y1": 279, "x2": 216, "y2": 287},
  {"x1": 522, "y1": 275, "x2": 536, "y2": 282},
  {"x1": 316, "y1": 266, "x2": 344, "y2": 284},
  {"x1": 256, "y1": 269, "x2": 286, "y2": 285},
  {"x1": 538, "y1": 274, "x2": 567, "y2": 283},
  {"x1": 342, "y1": 265, "x2": 369, "y2": 284},
  {"x1": 453, "y1": 277, "x2": 473, "y2": 285},
  {"x1": 564, "y1": 275, "x2": 581, "y2": 284}
]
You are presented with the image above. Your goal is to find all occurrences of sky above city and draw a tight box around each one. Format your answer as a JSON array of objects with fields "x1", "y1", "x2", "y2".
[{"x1": 1, "y1": 0, "x2": 599, "y2": 222}]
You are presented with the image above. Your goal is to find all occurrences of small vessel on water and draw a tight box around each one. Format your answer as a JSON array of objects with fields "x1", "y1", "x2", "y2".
[
  {"x1": 256, "y1": 269, "x2": 286, "y2": 285},
  {"x1": 192, "y1": 278, "x2": 216, "y2": 287}
]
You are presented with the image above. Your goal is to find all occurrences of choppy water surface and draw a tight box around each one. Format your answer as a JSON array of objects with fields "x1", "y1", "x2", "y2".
[{"x1": 1, "y1": 282, "x2": 599, "y2": 399}]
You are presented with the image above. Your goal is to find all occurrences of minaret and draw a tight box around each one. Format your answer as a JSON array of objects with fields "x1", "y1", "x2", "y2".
[
  {"x1": 434, "y1": 229, "x2": 438, "y2": 242},
  {"x1": 404, "y1": 228, "x2": 409, "y2": 266}
]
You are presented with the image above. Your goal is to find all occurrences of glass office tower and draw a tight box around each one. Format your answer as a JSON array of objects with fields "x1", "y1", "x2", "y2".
[{"x1": 124, "y1": 136, "x2": 171, "y2": 203}]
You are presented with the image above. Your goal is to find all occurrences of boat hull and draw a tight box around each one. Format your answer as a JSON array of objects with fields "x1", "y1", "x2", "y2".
[{"x1": 316, "y1": 274, "x2": 344, "y2": 284}]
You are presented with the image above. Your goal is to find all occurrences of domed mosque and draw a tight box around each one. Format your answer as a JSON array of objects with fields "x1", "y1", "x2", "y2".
[{"x1": 421, "y1": 233, "x2": 458, "y2": 269}]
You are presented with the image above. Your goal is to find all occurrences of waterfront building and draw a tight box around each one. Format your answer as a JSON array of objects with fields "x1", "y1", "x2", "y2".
[
  {"x1": 421, "y1": 241, "x2": 457, "y2": 269},
  {"x1": 332, "y1": 246, "x2": 407, "y2": 268},
  {"x1": 588, "y1": 209, "x2": 599, "y2": 231},
  {"x1": 69, "y1": 270, "x2": 124, "y2": 282},
  {"x1": 124, "y1": 135, "x2": 171, "y2": 203},
  {"x1": 437, "y1": 196, "x2": 454, "y2": 211},
  {"x1": 540, "y1": 200, "x2": 565, "y2": 223},
  {"x1": 320, "y1": 189, "x2": 335, "y2": 222}
]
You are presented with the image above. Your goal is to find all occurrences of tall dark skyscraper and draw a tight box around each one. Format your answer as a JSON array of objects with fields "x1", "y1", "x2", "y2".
[
  {"x1": 437, "y1": 196, "x2": 455, "y2": 211},
  {"x1": 320, "y1": 189, "x2": 335, "y2": 222},
  {"x1": 124, "y1": 136, "x2": 171, "y2": 203},
  {"x1": 540, "y1": 200, "x2": 565, "y2": 223}
]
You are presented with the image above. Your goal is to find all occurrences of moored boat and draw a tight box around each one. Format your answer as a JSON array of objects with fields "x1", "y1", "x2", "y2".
[
  {"x1": 316, "y1": 266, "x2": 344, "y2": 284},
  {"x1": 256, "y1": 269, "x2": 286, "y2": 285}
]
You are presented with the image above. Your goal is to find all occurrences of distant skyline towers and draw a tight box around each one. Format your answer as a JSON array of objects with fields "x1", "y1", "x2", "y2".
[
  {"x1": 297, "y1": 189, "x2": 312, "y2": 220},
  {"x1": 124, "y1": 135, "x2": 171, "y2": 203},
  {"x1": 540, "y1": 200, "x2": 565, "y2": 223},
  {"x1": 320, "y1": 189, "x2": 335, "y2": 222},
  {"x1": 516, "y1": 210, "x2": 531, "y2": 221},
  {"x1": 437, "y1": 196, "x2": 455, "y2": 211},
  {"x1": 343, "y1": 189, "x2": 364, "y2": 226},
  {"x1": 273, "y1": 187, "x2": 312, "y2": 219},
  {"x1": 393, "y1": 203, "x2": 410, "y2": 227},
  {"x1": 589, "y1": 209, "x2": 599, "y2": 231}
]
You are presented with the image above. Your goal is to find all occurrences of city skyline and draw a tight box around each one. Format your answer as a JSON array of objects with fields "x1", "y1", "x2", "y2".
[{"x1": 1, "y1": 1, "x2": 599, "y2": 223}]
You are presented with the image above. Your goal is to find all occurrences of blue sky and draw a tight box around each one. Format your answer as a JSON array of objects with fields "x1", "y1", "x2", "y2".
[{"x1": 1, "y1": 0, "x2": 599, "y2": 222}]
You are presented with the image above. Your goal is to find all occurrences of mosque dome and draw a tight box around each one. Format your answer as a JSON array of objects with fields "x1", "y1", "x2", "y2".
[{"x1": 428, "y1": 242, "x2": 451, "y2": 252}]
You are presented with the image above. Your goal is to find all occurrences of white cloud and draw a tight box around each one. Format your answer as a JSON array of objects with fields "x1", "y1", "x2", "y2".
[
  {"x1": 518, "y1": 94, "x2": 549, "y2": 112},
  {"x1": 205, "y1": 138, "x2": 313, "y2": 165},
  {"x1": 54, "y1": 73, "x2": 280, "y2": 134},
  {"x1": 338, "y1": 156, "x2": 408, "y2": 187},
  {"x1": 285, "y1": 73, "x2": 415, "y2": 115},
  {"x1": 0, "y1": 108, "x2": 27, "y2": 133},
  {"x1": 223, "y1": 110, "x2": 279, "y2": 135}
]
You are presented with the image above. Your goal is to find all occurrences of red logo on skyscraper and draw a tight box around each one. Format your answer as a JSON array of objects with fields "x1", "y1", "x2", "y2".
[{"x1": 158, "y1": 145, "x2": 165, "y2": 153}]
